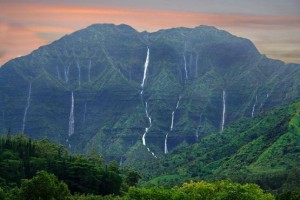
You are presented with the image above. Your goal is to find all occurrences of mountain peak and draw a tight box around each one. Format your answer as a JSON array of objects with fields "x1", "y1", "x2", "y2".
[
  {"x1": 86, "y1": 23, "x2": 137, "y2": 33},
  {"x1": 0, "y1": 23, "x2": 299, "y2": 173}
]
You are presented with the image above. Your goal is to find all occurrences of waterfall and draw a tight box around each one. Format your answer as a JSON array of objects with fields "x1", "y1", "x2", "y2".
[
  {"x1": 176, "y1": 96, "x2": 181, "y2": 109},
  {"x1": 64, "y1": 65, "x2": 70, "y2": 83},
  {"x1": 164, "y1": 133, "x2": 169, "y2": 154},
  {"x1": 165, "y1": 96, "x2": 181, "y2": 154},
  {"x1": 76, "y1": 61, "x2": 81, "y2": 87},
  {"x1": 141, "y1": 48, "x2": 150, "y2": 89},
  {"x1": 139, "y1": 47, "x2": 157, "y2": 158},
  {"x1": 88, "y1": 59, "x2": 91, "y2": 82},
  {"x1": 221, "y1": 90, "x2": 226, "y2": 132},
  {"x1": 196, "y1": 115, "x2": 202, "y2": 141},
  {"x1": 183, "y1": 54, "x2": 188, "y2": 80},
  {"x1": 56, "y1": 65, "x2": 61, "y2": 80},
  {"x1": 140, "y1": 48, "x2": 151, "y2": 146},
  {"x1": 251, "y1": 95, "x2": 258, "y2": 118},
  {"x1": 142, "y1": 102, "x2": 152, "y2": 146},
  {"x1": 68, "y1": 92, "x2": 75, "y2": 137},
  {"x1": 170, "y1": 111, "x2": 175, "y2": 131},
  {"x1": 183, "y1": 42, "x2": 188, "y2": 80},
  {"x1": 22, "y1": 82, "x2": 32, "y2": 133},
  {"x1": 119, "y1": 157, "x2": 123, "y2": 166},
  {"x1": 142, "y1": 128, "x2": 148, "y2": 146},
  {"x1": 195, "y1": 54, "x2": 199, "y2": 78},
  {"x1": 145, "y1": 102, "x2": 152, "y2": 125}
]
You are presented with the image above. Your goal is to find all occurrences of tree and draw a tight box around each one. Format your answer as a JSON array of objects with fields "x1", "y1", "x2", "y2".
[
  {"x1": 19, "y1": 170, "x2": 70, "y2": 200},
  {"x1": 125, "y1": 171, "x2": 141, "y2": 187},
  {"x1": 0, "y1": 187, "x2": 5, "y2": 200}
]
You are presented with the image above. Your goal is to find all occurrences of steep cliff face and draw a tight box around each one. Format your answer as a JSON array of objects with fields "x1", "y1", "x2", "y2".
[{"x1": 0, "y1": 24, "x2": 299, "y2": 162}]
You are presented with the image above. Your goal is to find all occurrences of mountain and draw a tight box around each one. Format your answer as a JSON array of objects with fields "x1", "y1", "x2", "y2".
[
  {"x1": 140, "y1": 100, "x2": 300, "y2": 191},
  {"x1": 0, "y1": 23, "x2": 299, "y2": 164}
]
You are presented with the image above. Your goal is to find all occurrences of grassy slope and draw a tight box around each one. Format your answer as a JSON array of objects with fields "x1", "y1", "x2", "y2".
[{"x1": 144, "y1": 100, "x2": 300, "y2": 192}]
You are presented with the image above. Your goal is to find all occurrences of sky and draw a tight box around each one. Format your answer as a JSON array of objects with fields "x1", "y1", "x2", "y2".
[{"x1": 1, "y1": 0, "x2": 300, "y2": 66}]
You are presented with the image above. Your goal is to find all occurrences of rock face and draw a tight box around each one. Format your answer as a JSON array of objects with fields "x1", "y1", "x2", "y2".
[{"x1": 0, "y1": 24, "x2": 299, "y2": 161}]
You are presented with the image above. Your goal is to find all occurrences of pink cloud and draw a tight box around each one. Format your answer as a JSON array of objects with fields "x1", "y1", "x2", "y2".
[{"x1": 0, "y1": 3, "x2": 299, "y2": 66}]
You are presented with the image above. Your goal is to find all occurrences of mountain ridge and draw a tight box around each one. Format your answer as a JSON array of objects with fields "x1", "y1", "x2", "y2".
[{"x1": 0, "y1": 23, "x2": 299, "y2": 165}]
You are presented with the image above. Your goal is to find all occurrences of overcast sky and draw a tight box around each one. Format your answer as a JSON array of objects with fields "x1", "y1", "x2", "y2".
[{"x1": 1, "y1": 0, "x2": 300, "y2": 65}]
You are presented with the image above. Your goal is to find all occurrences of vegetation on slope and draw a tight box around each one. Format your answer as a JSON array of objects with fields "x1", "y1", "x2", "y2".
[
  {"x1": 0, "y1": 131, "x2": 298, "y2": 199},
  {"x1": 135, "y1": 100, "x2": 300, "y2": 193},
  {"x1": 0, "y1": 134, "x2": 140, "y2": 197}
]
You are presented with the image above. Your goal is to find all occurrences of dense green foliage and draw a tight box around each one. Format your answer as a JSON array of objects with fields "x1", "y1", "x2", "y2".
[
  {"x1": 0, "y1": 174, "x2": 277, "y2": 200},
  {"x1": 126, "y1": 181, "x2": 275, "y2": 200},
  {"x1": 0, "y1": 133, "x2": 297, "y2": 199},
  {"x1": 135, "y1": 100, "x2": 300, "y2": 193},
  {"x1": 0, "y1": 134, "x2": 139, "y2": 197},
  {"x1": 19, "y1": 170, "x2": 70, "y2": 200}
]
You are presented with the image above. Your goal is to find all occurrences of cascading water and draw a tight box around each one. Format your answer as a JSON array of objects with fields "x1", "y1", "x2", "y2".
[
  {"x1": 195, "y1": 115, "x2": 202, "y2": 141},
  {"x1": 176, "y1": 96, "x2": 181, "y2": 109},
  {"x1": 22, "y1": 82, "x2": 32, "y2": 133},
  {"x1": 141, "y1": 48, "x2": 150, "y2": 91},
  {"x1": 183, "y1": 54, "x2": 188, "y2": 80},
  {"x1": 64, "y1": 65, "x2": 70, "y2": 83},
  {"x1": 68, "y1": 92, "x2": 75, "y2": 137},
  {"x1": 164, "y1": 133, "x2": 169, "y2": 154},
  {"x1": 165, "y1": 96, "x2": 181, "y2": 154},
  {"x1": 56, "y1": 65, "x2": 61, "y2": 80},
  {"x1": 251, "y1": 95, "x2": 258, "y2": 118},
  {"x1": 170, "y1": 111, "x2": 175, "y2": 131},
  {"x1": 76, "y1": 61, "x2": 81, "y2": 87},
  {"x1": 119, "y1": 157, "x2": 123, "y2": 166},
  {"x1": 142, "y1": 102, "x2": 152, "y2": 146},
  {"x1": 183, "y1": 42, "x2": 188, "y2": 80},
  {"x1": 139, "y1": 47, "x2": 157, "y2": 158},
  {"x1": 221, "y1": 90, "x2": 226, "y2": 132}
]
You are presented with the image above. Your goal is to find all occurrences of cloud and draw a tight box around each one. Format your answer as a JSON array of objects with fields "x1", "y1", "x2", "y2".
[
  {"x1": 0, "y1": 50, "x2": 6, "y2": 58},
  {"x1": 0, "y1": 22, "x2": 47, "y2": 66},
  {"x1": 0, "y1": 2, "x2": 299, "y2": 65}
]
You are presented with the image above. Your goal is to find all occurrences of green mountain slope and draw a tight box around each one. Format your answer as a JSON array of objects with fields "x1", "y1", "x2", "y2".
[
  {"x1": 0, "y1": 24, "x2": 299, "y2": 165},
  {"x1": 144, "y1": 100, "x2": 300, "y2": 191}
]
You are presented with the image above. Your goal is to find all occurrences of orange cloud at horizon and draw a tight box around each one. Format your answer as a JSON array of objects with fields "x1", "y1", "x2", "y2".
[{"x1": 1, "y1": 3, "x2": 300, "y2": 66}]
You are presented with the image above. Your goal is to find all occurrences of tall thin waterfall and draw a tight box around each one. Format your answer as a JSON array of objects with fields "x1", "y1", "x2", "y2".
[
  {"x1": 251, "y1": 95, "x2": 258, "y2": 118},
  {"x1": 170, "y1": 111, "x2": 175, "y2": 131},
  {"x1": 22, "y1": 83, "x2": 32, "y2": 133},
  {"x1": 196, "y1": 115, "x2": 202, "y2": 141},
  {"x1": 141, "y1": 48, "x2": 150, "y2": 91},
  {"x1": 165, "y1": 96, "x2": 181, "y2": 154},
  {"x1": 183, "y1": 42, "x2": 188, "y2": 80},
  {"x1": 164, "y1": 133, "x2": 169, "y2": 154},
  {"x1": 64, "y1": 64, "x2": 70, "y2": 83},
  {"x1": 221, "y1": 90, "x2": 226, "y2": 132},
  {"x1": 183, "y1": 54, "x2": 188, "y2": 80},
  {"x1": 68, "y1": 92, "x2": 75, "y2": 137},
  {"x1": 76, "y1": 61, "x2": 81, "y2": 87},
  {"x1": 142, "y1": 102, "x2": 152, "y2": 146},
  {"x1": 56, "y1": 65, "x2": 61, "y2": 80},
  {"x1": 139, "y1": 47, "x2": 156, "y2": 158},
  {"x1": 176, "y1": 96, "x2": 181, "y2": 109}
]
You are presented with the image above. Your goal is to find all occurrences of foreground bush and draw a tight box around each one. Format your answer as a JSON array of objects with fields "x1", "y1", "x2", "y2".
[{"x1": 126, "y1": 180, "x2": 275, "y2": 200}]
